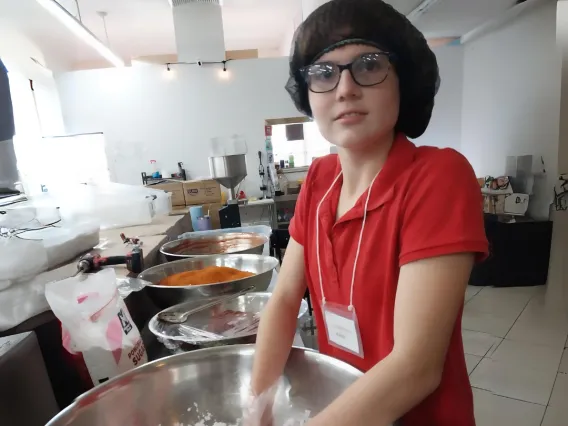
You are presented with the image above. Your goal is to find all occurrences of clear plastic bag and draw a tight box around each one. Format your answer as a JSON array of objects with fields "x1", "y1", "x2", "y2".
[{"x1": 45, "y1": 269, "x2": 148, "y2": 386}]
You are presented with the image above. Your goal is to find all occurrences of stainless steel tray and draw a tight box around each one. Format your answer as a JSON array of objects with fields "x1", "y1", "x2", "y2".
[
  {"x1": 160, "y1": 232, "x2": 268, "y2": 260},
  {"x1": 46, "y1": 345, "x2": 363, "y2": 426},
  {"x1": 149, "y1": 292, "x2": 309, "y2": 348},
  {"x1": 139, "y1": 254, "x2": 278, "y2": 308}
]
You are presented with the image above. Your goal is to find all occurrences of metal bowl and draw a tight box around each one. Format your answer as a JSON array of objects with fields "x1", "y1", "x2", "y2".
[
  {"x1": 140, "y1": 254, "x2": 279, "y2": 308},
  {"x1": 149, "y1": 292, "x2": 309, "y2": 348},
  {"x1": 46, "y1": 345, "x2": 363, "y2": 426},
  {"x1": 160, "y1": 232, "x2": 268, "y2": 261}
]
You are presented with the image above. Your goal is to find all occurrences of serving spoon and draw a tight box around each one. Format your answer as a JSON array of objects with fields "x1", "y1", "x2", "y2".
[{"x1": 157, "y1": 285, "x2": 255, "y2": 324}]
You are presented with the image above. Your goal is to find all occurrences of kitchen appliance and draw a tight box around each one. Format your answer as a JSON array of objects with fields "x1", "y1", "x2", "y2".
[
  {"x1": 209, "y1": 153, "x2": 247, "y2": 228},
  {"x1": 45, "y1": 345, "x2": 363, "y2": 426}
]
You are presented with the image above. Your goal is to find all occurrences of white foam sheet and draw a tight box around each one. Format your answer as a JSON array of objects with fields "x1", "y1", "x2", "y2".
[{"x1": 0, "y1": 263, "x2": 76, "y2": 332}]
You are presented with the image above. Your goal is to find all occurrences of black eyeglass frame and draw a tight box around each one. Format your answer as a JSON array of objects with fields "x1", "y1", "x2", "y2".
[{"x1": 299, "y1": 52, "x2": 396, "y2": 94}]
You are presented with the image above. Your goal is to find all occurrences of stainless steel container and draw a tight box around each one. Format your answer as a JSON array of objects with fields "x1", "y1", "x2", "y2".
[
  {"x1": 160, "y1": 232, "x2": 268, "y2": 261},
  {"x1": 46, "y1": 345, "x2": 363, "y2": 426},
  {"x1": 209, "y1": 153, "x2": 247, "y2": 201},
  {"x1": 140, "y1": 254, "x2": 278, "y2": 308},
  {"x1": 149, "y1": 292, "x2": 309, "y2": 349}
]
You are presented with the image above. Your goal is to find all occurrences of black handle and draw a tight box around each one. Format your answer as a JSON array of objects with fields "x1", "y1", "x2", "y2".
[{"x1": 101, "y1": 256, "x2": 127, "y2": 266}]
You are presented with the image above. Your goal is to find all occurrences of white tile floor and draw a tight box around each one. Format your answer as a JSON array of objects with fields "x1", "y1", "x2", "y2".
[
  {"x1": 463, "y1": 285, "x2": 568, "y2": 426},
  {"x1": 300, "y1": 285, "x2": 568, "y2": 425}
]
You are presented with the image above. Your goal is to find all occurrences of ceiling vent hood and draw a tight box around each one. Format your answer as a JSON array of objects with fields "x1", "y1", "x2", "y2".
[{"x1": 171, "y1": 0, "x2": 226, "y2": 63}]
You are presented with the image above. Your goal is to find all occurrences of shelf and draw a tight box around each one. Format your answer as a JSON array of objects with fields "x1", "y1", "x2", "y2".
[
  {"x1": 274, "y1": 194, "x2": 299, "y2": 202},
  {"x1": 282, "y1": 166, "x2": 309, "y2": 174}
]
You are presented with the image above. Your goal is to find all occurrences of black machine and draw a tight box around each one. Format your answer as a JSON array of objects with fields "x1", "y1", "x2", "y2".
[
  {"x1": 75, "y1": 246, "x2": 144, "y2": 274},
  {"x1": 219, "y1": 204, "x2": 241, "y2": 229}
]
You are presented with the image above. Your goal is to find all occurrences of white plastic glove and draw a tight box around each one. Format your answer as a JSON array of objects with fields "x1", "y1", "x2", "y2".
[{"x1": 242, "y1": 384, "x2": 278, "y2": 426}]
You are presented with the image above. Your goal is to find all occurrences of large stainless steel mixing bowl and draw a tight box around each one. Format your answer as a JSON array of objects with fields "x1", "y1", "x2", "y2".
[
  {"x1": 140, "y1": 254, "x2": 279, "y2": 308},
  {"x1": 46, "y1": 345, "x2": 363, "y2": 426},
  {"x1": 160, "y1": 232, "x2": 268, "y2": 261},
  {"x1": 149, "y1": 292, "x2": 309, "y2": 348}
]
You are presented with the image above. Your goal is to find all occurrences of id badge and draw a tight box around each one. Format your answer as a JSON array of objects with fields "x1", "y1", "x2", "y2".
[{"x1": 322, "y1": 302, "x2": 364, "y2": 358}]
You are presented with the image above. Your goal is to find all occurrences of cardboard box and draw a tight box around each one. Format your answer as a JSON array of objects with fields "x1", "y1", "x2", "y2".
[
  {"x1": 146, "y1": 181, "x2": 185, "y2": 206},
  {"x1": 483, "y1": 193, "x2": 529, "y2": 216},
  {"x1": 183, "y1": 179, "x2": 222, "y2": 206}
]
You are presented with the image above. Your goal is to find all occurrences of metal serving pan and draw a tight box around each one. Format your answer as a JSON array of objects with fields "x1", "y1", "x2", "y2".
[
  {"x1": 46, "y1": 345, "x2": 363, "y2": 426},
  {"x1": 149, "y1": 292, "x2": 309, "y2": 348},
  {"x1": 139, "y1": 254, "x2": 278, "y2": 308},
  {"x1": 160, "y1": 232, "x2": 268, "y2": 261}
]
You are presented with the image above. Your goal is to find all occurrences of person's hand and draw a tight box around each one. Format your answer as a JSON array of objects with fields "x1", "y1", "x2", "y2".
[{"x1": 242, "y1": 384, "x2": 278, "y2": 426}]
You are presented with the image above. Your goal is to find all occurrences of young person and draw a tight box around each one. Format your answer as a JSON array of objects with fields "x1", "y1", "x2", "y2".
[{"x1": 250, "y1": 1, "x2": 488, "y2": 424}]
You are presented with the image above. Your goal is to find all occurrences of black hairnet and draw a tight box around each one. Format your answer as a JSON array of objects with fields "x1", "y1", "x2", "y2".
[{"x1": 285, "y1": 0, "x2": 440, "y2": 139}]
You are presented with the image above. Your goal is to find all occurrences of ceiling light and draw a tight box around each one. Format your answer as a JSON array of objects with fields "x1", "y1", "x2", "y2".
[
  {"x1": 35, "y1": 0, "x2": 125, "y2": 68},
  {"x1": 164, "y1": 68, "x2": 176, "y2": 80},
  {"x1": 218, "y1": 68, "x2": 230, "y2": 80}
]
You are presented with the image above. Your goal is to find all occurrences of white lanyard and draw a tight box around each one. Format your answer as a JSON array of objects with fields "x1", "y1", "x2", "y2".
[{"x1": 315, "y1": 170, "x2": 381, "y2": 311}]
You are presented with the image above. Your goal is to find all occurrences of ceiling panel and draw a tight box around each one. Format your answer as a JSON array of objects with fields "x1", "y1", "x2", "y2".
[
  {"x1": 386, "y1": 0, "x2": 429, "y2": 16},
  {"x1": 414, "y1": 0, "x2": 518, "y2": 37},
  {"x1": 0, "y1": 0, "x2": 302, "y2": 68},
  {"x1": 0, "y1": 0, "x2": 532, "y2": 71},
  {"x1": 222, "y1": 0, "x2": 302, "y2": 50}
]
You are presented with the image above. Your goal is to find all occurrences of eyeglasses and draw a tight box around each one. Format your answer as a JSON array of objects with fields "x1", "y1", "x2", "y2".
[{"x1": 299, "y1": 52, "x2": 393, "y2": 94}]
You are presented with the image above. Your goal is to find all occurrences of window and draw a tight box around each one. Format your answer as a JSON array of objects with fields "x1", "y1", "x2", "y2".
[
  {"x1": 271, "y1": 122, "x2": 331, "y2": 168},
  {"x1": 7, "y1": 68, "x2": 109, "y2": 195}
]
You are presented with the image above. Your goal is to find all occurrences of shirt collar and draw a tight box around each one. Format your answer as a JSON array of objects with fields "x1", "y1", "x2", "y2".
[
  {"x1": 332, "y1": 133, "x2": 417, "y2": 223},
  {"x1": 368, "y1": 133, "x2": 416, "y2": 208}
]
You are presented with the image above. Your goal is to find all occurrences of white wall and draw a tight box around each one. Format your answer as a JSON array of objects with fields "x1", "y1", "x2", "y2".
[
  {"x1": 413, "y1": 45, "x2": 464, "y2": 151},
  {"x1": 56, "y1": 44, "x2": 469, "y2": 196},
  {"x1": 56, "y1": 58, "x2": 299, "y2": 196},
  {"x1": 461, "y1": 1, "x2": 561, "y2": 219},
  {"x1": 546, "y1": 0, "x2": 568, "y2": 312}
]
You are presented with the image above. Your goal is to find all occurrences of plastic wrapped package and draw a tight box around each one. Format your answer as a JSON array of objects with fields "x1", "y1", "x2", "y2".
[
  {"x1": 82, "y1": 182, "x2": 172, "y2": 216},
  {"x1": 20, "y1": 182, "x2": 174, "y2": 230},
  {"x1": 0, "y1": 237, "x2": 48, "y2": 284},
  {"x1": 23, "y1": 220, "x2": 100, "y2": 269},
  {"x1": 147, "y1": 188, "x2": 172, "y2": 216},
  {"x1": 0, "y1": 263, "x2": 76, "y2": 332},
  {"x1": 45, "y1": 269, "x2": 148, "y2": 387},
  {"x1": 0, "y1": 206, "x2": 45, "y2": 229},
  {"x1": 27, "y1": 184, "x2": 154, "y2": 230},
  {"x1": 0, "y1": 204, "x2": 100, "y2": 274},
  {"x1": 0, "y1": 205, "x2": 100, "y2": 330},
  {"x1": 0, "y1": 271, "x2": 151, "y2": 334}
]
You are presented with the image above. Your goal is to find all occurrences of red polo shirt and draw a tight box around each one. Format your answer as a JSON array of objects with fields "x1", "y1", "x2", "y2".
[{"x1": 289, "y1": 134, "x2": 488, "y2": 425}]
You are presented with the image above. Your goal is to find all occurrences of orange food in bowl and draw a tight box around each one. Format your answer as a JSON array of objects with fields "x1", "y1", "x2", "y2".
[{"x1": 159, "y1": 266, "x2": 254, "y2": 286}]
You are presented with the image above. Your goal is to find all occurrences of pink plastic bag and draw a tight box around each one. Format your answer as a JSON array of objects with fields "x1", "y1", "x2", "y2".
[{"x1": 46, "y1": 269, "x2": 147, "y2": 386}]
